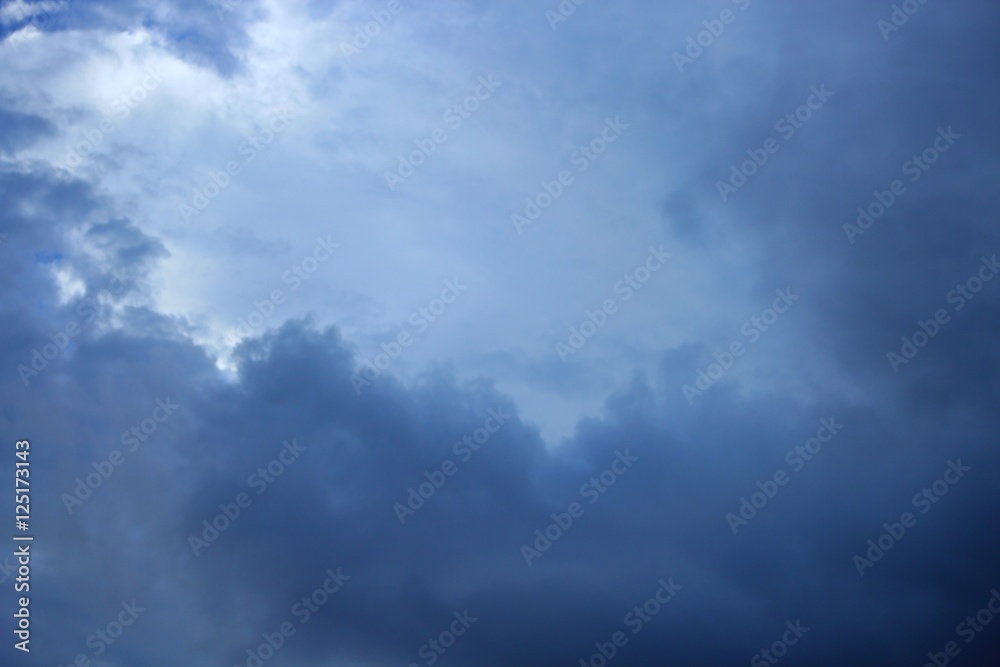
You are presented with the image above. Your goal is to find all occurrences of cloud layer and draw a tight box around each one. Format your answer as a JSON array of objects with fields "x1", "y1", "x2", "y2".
[{"x1": 2, "y1": 1, "x2": 1000, "y2": 665}]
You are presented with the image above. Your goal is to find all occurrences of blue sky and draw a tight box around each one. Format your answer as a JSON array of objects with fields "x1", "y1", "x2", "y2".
[{"x1": 2, "y1": 0, "x2": 1000, "y2": 665}]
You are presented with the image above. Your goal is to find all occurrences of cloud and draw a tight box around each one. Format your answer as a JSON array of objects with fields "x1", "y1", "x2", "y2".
[{"x1": 3, "y1": 1, "x2": 1000, "y2": 666}]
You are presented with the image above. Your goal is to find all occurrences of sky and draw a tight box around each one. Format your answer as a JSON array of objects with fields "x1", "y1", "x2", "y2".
[{"x1": 1, "y1": 0, "x2": 1000, "y2": 665}]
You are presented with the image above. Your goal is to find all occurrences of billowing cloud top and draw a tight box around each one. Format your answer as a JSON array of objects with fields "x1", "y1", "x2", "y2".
[{"x1": 2, "y1": 0, "x2": 1000, "y2": 665}]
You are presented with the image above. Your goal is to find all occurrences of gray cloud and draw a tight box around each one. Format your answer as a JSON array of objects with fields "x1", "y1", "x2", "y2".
[{"x1": 2, "y1": 1, "x2": 1000, "y2": 666}]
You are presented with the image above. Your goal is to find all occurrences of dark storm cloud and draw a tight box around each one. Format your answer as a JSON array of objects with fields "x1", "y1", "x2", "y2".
[
  {"x1": 17, "y1": 314, "x2": 995, "y2": 666},
  {"x1": 1, "y1": 205, "x2": 998, "y2": 667},
  {"x1": 2, "y1": 1, "x2": 1000, "y2": 666},
  {"x1": 657, "y1": 0, "x2": 1000, "y2": 408}
]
